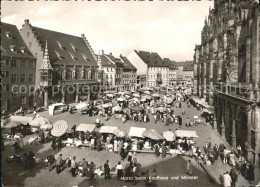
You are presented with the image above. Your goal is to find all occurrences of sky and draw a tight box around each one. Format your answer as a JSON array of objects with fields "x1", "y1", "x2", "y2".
[{"x1": 2, "y1": 1, "x2": 213, "y2": 61}]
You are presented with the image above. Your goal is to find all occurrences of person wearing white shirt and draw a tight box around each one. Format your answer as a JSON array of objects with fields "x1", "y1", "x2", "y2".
[
  {"x1": 116, "y1": 161, "x2": 124, "y2": 181},
  {"x1": 223, "y1": 171, "x2": 232, "y2": 187}
]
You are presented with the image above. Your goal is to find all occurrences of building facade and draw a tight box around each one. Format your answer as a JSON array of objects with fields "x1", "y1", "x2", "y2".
[
  {"x1": 20, "y1": 19, "x2": 101, "y2": 107},
  {"x1": 164, "y1": 58, "x2": 177, "y2": 86},
  {"x1": 120, "y1": 55, "x2": 137, "y2": 91},
  {"x1": 194, "y1": 0, "x2": 260, "y2": 178},
  {"x1": 127, "y1": 50, "x2": 169, "y2": 88},
  {"x1": 1, "y1": 22, "x2": 36, "y2": 112},
  {"x1": 175, "y1": 61, "x2": 194, "y2": 85}
]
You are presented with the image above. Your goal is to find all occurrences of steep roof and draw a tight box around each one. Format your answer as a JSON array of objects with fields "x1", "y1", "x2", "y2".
[
  {"x1": 135, "y1": 50, "x2": 168, "y2": 67},
  {"x1": 120, "y1": 56, "x2": 137, "y2": 71},
  {"x1": 175, "y1": 61, "x2": 193, "y2": 71},
  {"x1": 105, "y1": 54, "x2": 124, "y2": 69},
  {"x1": 96, "y1": 54, "x2": 116, "y2": 67},
  {"x1": 31, "y1": 26, "x2": 97, "y2": 67},
  {"x1": 1, "y1": 22, "x2": 35, "y2": 58},
  {"x1": 163, "y1": 58, "x2": 176, "y2": 66}
]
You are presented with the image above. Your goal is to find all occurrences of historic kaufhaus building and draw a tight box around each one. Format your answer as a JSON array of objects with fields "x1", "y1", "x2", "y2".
[{"x1": 194, "y1": 0, "x2": 259, "y2": 176}]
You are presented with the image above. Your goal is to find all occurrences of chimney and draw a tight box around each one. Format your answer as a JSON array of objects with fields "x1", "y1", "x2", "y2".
[
  {"x1": 102, "y1": 50, "x2": 104, "y2": 55},
  {"x1": 81, "y1": 34, "x2": 85, "y2": 39},
  {"x1": 24, "y1": 19, "x2": 29, "y2": 25},
  {"x1": 120, "y1": 54, "x2": 122, "y2": 58},
  {"x1": 110, "y1": 52, "x2": 112, "y2": 55}
]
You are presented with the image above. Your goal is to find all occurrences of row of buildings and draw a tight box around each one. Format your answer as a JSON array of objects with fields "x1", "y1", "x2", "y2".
[
  {"x1": 1, "y1": 20, "x2": 193, "y2": 112},
  {"x1": 193, "y1": 0, "x2": 259, "y2": 179}
]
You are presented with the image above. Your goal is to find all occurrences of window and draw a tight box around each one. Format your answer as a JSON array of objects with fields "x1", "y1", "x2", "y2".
[
  {"x1": 107, "y1": 68, "x2": 109, "y2": 72},
  {"x1": 70, "y1": 43, "x2": 78, "y2": 51},
  {"x1": 2, "y1": 100, "x2": 7, "y2": 110},
  {"x1": 57, "y1": 41, "x2": 65, "y2": 50},
  {"x1": 11, "y1": 74, "x2": 17, "y2": 83},
  {"x1": 29, "y1": 74, "x2": 34, "y2": 82},
  {"x1": 29, "y1": 61, "x2": 34, "y2": 68},
  {"x1": 21, "y1": 96, "x2": 26, "y2": 104},
  {"x1": 21, "y1": 74, "x2": 26, "y2": 83},
  {"x1": 21, "y1": 60, "x2": 26, "y2": 68},
  {"x1": 11, "y1": 60, "x2": 17, "y2": 67},
  {"x1": 2, "y1": 71, "x2": 9, "y2": 78},
  {"x1": 2, "y1": 84, "x2": 9, "y2": 92},
  {"x1": 55, "y1": 51, "x2": 63, "y2": 59}
]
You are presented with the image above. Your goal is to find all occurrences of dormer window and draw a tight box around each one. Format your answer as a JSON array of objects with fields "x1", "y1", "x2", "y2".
[
  {"x1": 70, "y1": 43, "x2": 78, "y2": 51},
  {"x1": 10, "y1": 45, "x2": 17, "y2": 53},
  {"x1": 69, "y1": 52, "x2": 77, "y2": 60},
  {"x1": 55, "y1": 51, "x2": 63, "y2": 59},
  {"x1": 82, "y1": 54, "x2": 89, "y2": 61},
  {"x1": 57, "y1": 41, "x2": 65, "y2": 50},
  {"x1": 20, "y1": 47, "x2": 26, "y2": 54},
  {"x1": 6, "y1": 31, "x2": 12, "y2": 39}
]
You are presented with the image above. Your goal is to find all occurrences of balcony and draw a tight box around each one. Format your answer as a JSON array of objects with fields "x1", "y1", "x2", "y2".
[{"x1": 214, "y1": 82, "x2": 260, "y2": 102}]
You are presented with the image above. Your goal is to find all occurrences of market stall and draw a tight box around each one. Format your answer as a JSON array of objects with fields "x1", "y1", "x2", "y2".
[
  {"x1": 128, "y1": 127, "x2": 146, "y2": 138},
  {"x1": 76, "y1": 124, "x2": 96, "y2": 133},
  {"x1": 175, "y1": 130, "x2": 199, "y2": 138},
  {"x1": 99, "y1": 126, "x2": 118, "y2": 134},
  {"x1": 163, "y1": 130, "x2": 176, "y2": 141}
]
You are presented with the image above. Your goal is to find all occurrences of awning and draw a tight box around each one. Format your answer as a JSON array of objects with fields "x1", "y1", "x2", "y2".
[
  {"x1": 142, "y1": 129, "x2": 164, "y2": 140},
  {"x1": 10, "y1": 115, "x2": 33, "y2": 124},
  {"x1": 106, "y1": 94, "x2": 114, "y2": 98},
  {"x1": 201, "y1": 108, "x2": 213, "y2": 115},
  {"x1": 76, "y1": 102, "x2": 87, "y2": 110},
  {"x1": 128, "y1": 127, "x2": 146, "y2": 138},
  {"x1": 76, "y1": 124, "x2": 96, "y2": 132},
  {"x1": 175, "y1": 130, "x2": 199, "y2": 138},
  {"x1": 163, "y1": 130, "x2": 175, "y2": 141},
  {"x1": 99, "y1": 126, "x2": 118, "y2": 134}
]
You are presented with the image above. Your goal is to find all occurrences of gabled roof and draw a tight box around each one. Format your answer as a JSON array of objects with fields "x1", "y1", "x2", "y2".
[
  {"x1": 175, "y1": 61, "x2": 193, "y2": 71},
  {"x1": 105, "y1": 54, "x2": 124, "y2": 69},
  {"x1": 134, "y1": 50, "x2": 168, "y2": 67},
  {"x1": 120, "y1": 56, "x2": 137, "y2": 71},
  {"x1": 163, "y1": 58, "x2": 176, "y2": 66},
  {"x1": 96, "y1": 54, "x2": 116, "y2": 67},
  {"x1": 31, "y1": 26, "x2": 97, "y2": 67},
  {"x1": 1, "y1": 22, "x2": 35, "y2": 58}
]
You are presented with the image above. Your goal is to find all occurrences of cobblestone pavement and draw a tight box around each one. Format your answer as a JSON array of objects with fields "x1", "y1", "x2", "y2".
[{"x1": 1, "y1": 100, "x2": 252, "y2": 186}]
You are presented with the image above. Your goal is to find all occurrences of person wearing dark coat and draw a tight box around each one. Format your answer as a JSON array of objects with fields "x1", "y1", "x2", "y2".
[
  {"x1": 96, "y1": 139, "x2": 102, "y2": 151},
  {"x1": 162, "y1": 144, "x2": 166, "y2": 159},
  {"x1": 40, "y1": 131, "x2": 45, "y2": 144},
  {"x1": 213, "y1": 144, "x2": 219, "y2": 160},
  {"x1": 56, "y1": 154, "x2": 63, "y2": 174},
  {"x1": 247, "y1": 163, "x2": 254, "y2": 184},
  {"x1": 51, "y1": 137, "x2": 56, "y2": 150},
  {"x1": 120, "y1": 147, "x2": 126, "y2": 160},
  {"x1": 57, "y1": 137, "x2": 62, "y2": 150},
  {"x1": 104, "y1": 160, "x2": 111, "y2": 179},
  {"x1": 23, "y1": 153, "x2": 28, "y2": 169},
  {"x1": 229, "y1": 167, "x2": 238, "y2": 187},
  {"x1": 154, "y1": 145, "x2": 160, "y2": 158},
  {"x1": 80, "y1": 159, "x2": 87, "y2": 177},
  {"x1": 124, "y1": 161, "x2": 132, "y2": 182},
  {"x1": 47, "y1": 153, "x2": 55, "y2": 172},
  {"x1": 178, "y1": 116, "x2": 182, "y2": 127},
  {"x1": 27, "y1": 151, "x2": 35, "y2": 169}
]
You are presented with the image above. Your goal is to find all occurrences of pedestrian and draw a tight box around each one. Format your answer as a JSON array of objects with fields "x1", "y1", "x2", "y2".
[
  {"x1": 229, "y1": 151, "x2": 236, "y2": 167},
  {"x1": 57, "y1": 137, "x2": 62, "y2": 150},
  {"x1": 27, "y1": 151, "x2": 35, "y2": 169},
  {"x1": 127, "y1": 151, "x2": 133, "y2": 163},
  {"x1": 33, "y1": 102, "x2": 37, "y2": 111},
  {"x1": 56, "y1": 154, "x2": 62, "y2": 174},
  {"x1": 237, "y1": 144, "x2": 242, "y2": 155},
  {"x1": 71, "y1": 156, "x2": 77, "y2": 177},
  {"x1": 178, "y1": 116, "x2": 182, "y2": 127},
  {"x1": 116, "y1": 161, "x2": 124, "y2": 181},
  {"x1": 19, "y1": 138, "x2": 24, "y2": 151},
  {"x1": 219, "y1": 141, "x2": 225, "y2": 162},
  {"x1": 47, "y1": 153, "x2": 55, "y2": 172},
  {"x1": 229, "y1": 166, "x2": 238, "y2": 187},
  {"x1": 154, "y1": 144, "x2": 160, "y2": 158},
  {"x1": 186, "y1": 160, "x2": 193, "y2": 175},
  {"x1": 96, "y1": 138, "x2": 102, "y2": 151},
  {"x1": 51, "y1": 137, "x2": 56, "y2": 150},
  {"x1": 22, "y1": 153, "x2": 28, "y2": 169},
  {"x1": 104, "y1": 160, "x2": 111, "y2": 179},
  {"x1": 81, "y1": 158, "x2": 88, "y2": 177},
  {"x1": 162, "y1": 144, "x2": 166, "y2": 159},
  {"x1": 114, "y1": 138, "x2": 118, "y2": 154},
  {"x1": 90, "y1": 136, "x2": 95, "y2": 150},
  {"x1": 213, "y1": 144, "x2": 219, "y2": 160},
  {"x1": 247, "y1": 163, "x2": 254, "y2": 184},
  {"x1": 132, "y1": 163, "x2": 138, "y2": 185},
  {"x1": 144, "y1": 170, "x2": 151, "y2": 186},
  {"x1": 223, "y1": 171, "x2": 232, "y2": 187}
]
